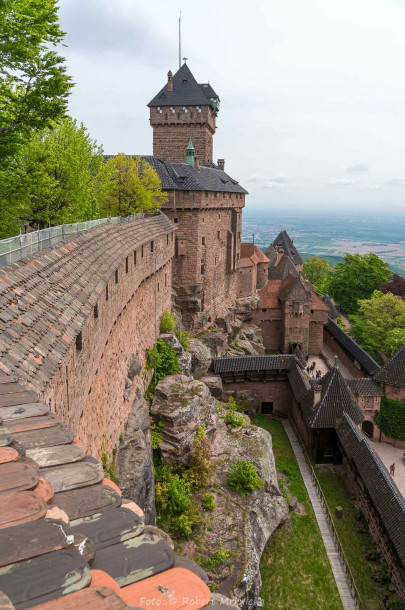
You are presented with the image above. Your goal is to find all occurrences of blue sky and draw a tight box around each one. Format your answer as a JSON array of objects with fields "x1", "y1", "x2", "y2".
[{"x1": 59, "y1": 0, "x2": 405, "y2": 212}]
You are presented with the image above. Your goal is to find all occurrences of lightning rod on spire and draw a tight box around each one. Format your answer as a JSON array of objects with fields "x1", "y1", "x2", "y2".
[{"x1": 179, "y1": 12, "x2": 181, "y2": 69}]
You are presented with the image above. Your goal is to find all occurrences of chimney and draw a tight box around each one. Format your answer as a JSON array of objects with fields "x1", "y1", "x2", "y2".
[
  {"x1": 217, "y1": 159, "x2": 225, "y2": 171},
  {"x1": 194, "y1": 155, "x2": 200, "y2": 171},
  {"x1": 167, "y1": 70, "x2": 173, "y2": 92},
  {"x1": 313, "y1": 384, "x2": 322, "y2": 407},
  {"x1": 275, "y1": 247, "x2": 284, "y2": 267}
]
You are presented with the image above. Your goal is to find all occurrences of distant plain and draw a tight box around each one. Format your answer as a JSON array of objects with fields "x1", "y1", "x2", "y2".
[{"x1": 242, "y1": 209, "x2": 405, "y2": 275}]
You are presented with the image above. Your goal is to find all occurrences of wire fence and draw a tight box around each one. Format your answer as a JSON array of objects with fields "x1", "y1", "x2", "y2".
[
  {"x1": 287, "y1": 417, "x2": 384, "y2": 610},
  {"x1": 0, "y1": 214, "x2": 145, "y2": 269}
]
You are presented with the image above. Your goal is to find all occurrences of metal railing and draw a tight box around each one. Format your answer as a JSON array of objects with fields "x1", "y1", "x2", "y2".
[
  {"x1": 288, "y1": 417, "x2": 383, "y2": 610},
  {"x1": 0, "y1": 214, "x2": 145, "y2": 269}
]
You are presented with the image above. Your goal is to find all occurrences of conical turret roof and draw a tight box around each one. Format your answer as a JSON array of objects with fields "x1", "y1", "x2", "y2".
[
  {"x1": 308, "y1": 363, "x2": 364, "y2": 428},
  {"x1": 374, "y1": 343, "x2": 405, "y2": 387}
]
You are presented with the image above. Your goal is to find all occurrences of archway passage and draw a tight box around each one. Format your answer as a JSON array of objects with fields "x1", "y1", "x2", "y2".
[
  {"x1": 261, "y1": 402, "x2": 273, "y2": 415},
  {"x1": 362, "y1": 420, "x2": 374, "y2": 438}
]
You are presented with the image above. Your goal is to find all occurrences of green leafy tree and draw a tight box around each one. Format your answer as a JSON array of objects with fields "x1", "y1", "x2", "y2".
[
  {"x1": 375, "y1": 396, "x2": 405, "y2": 441},
  {"x1": 302, "y1": 256, "x2": 332, "y2": 291},
  {"x1": 349, "y1": 291, "x2": 405, "y2": 358},
  {"x1": 0, "y1": 0, "x2": 73, "y2": 162},
  {"x1": 0, "y1": 118, "x2": 103, "y2": 235},
  {"x1": 326, "y1": 253, "x2": 391, "y2": 314},
  {"x1": 384, "y1": 328, "x2": 405, "y2": 356},
  {"x1": 98, "y1": 154, "x2": 167, "y2": 217}
]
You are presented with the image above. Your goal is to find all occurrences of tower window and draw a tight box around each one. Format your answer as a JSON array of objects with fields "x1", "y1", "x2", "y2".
[
  {"x1": 94, "y1": 304, "x2": 98, "y2": 319},
  {"x1": 201, "y1": 264, "x2": 205, "y2": 275},
  {"x1": 167, "y1": 234, "x2": 169, "y2": 245},
  {"x1": 134, "y1": 250, "x2": 137, "y2": 265},
  {"x1": 183, "y1": 191, "x2": 189, "y2": 198},
  {"x1": 196, "y1": 105, "x2": 202, "y2": 112},
  {"x1": 223, "y1": 192, "x2": 226, "y2": 198},
  {"x1": 229, "y1": 193, "x2": 232, "y2": 199},
  {"x1": 202, "y1": 236, "x2": 206, "y2": 245},
  {"x1": 217, "y1": 230, "x2": 221, "y2": 239},
  {"x1": 214, "y1": 192, "x2": 217, "y2": 199},
  {"x1": 115, "y1": 269, "x2": 119, "y2": 284},
  {"x1": 157, "y1": 106, "x2": 163, "y2": 114},
  {"x1": 205, "y1": 192, "x2": 209, "y2": 198},
  {"x1": 174, "y1": 217, "x2": 178, "y2": 224},
  {"x1": 106, "y1": 284, "x2": 109, "y2": 301},
  {"x1": 170, "y1": 106, "x2": 175, "y2": 113},
  {"x1": 125, "y1": 257, "x2": 129, "y2": 273},
  {"x1": 151, "y1": 240, "x2": 154, "y2": 253},
  {"x1": 183, "y1": 106, "x2": 188, "y2": 113},
  {"x1": 141, "y1": 245, "x2": 144, "y2": 257},
  {"x1": 76, "y1": 331, "x2": 83, "y2": 352}
]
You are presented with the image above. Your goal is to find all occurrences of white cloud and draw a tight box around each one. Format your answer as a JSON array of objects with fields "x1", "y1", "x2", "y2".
[
  {"x1": 384, "y1": 177, "x2": 405, "y2": 185},
  {"x1": 271, "y1": 174, "x2": 289, "y2": 183},
  {"x1": 346, "y1": 164, "x2": 369, "y2": 172},
  {"x1": 247, "y1": 173, "x2": 268, "y2": 183},
  {"x1": 328, "y1": 179, "x2": 354, "y2": 186}
]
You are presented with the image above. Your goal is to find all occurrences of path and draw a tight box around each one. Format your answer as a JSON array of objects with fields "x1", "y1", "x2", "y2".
[
  {"x1": 369, "y1": 439, "x2": 405, "y2": 499},
  {"x1": 282, "y1": 420, "x2": 358, "y2": 610},
  {"x1": 322, "y1": 343, "x2": 352, "y2": 378}
]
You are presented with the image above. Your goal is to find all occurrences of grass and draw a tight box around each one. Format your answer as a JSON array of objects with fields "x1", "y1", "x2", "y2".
[
  {"x1": 316, "y1": 470, "x2": 404, "y2": 609},
  {"x1": 254, "y1": 415, "x2": 343, "y2": 610}
]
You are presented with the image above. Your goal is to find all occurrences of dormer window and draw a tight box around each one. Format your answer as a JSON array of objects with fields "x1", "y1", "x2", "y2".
[
  {"x1": 157, "y1": 106, "x2": 163, "y2": 114},
  {"x1": 183, "y1": 106, "x2": 188, "y2": 113},
  {"x1": 196, "y1": 106, "x2": 202, "y2": 113},
  {"x1": 170, "y1": 106, "x2": 175, "y2": 113}
]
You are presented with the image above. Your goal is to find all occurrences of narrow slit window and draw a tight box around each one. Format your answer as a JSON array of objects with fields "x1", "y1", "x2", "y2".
[
  {"x1": 94, "y1": 304, "x2": 98, "y2": 319},
  {"x1": 125, "y1": 257, "x2": 129, "y2": 273},
  {"x1": 151, "y1": 241, "x2": 154, "y2": 253},
  {"x1": 115, "y1": 269, "x2": 119, "y2": 284},
  {"x1": 134, "y1": 250, "x2": 137, "y2": 265},
  {"x1": 76, "y1": 331, "x2": 83, "y2": 352},
  {"x1": 105, "y1": 284, "x2": 109, "y2": 301}
]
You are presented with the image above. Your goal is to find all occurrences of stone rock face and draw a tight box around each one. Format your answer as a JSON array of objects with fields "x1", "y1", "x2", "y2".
[
  {"x1": 127, "y1": 355, "x2": 142, "y2": 379},
  {"x1": 201, "y1": 333, "x2": 229, "y2": 358},
  {"x1": 177, "y1": 350, "x2": 192, "y2": 376},
  {"x1": 188, "y1": 339, "x2": 212, "y2": 378},
  {"x1": 159, "y1": 333, "x2": 182, "y2": 353},
  {"x1": 202, "y1": 375, "x2": 224, "y2": 400},
  {"x1": 150, "y1": 375, "x2": 218, "y2": 462},
  {"x1": 116, "y1": 389, "x2": 155, "y2": 523}
]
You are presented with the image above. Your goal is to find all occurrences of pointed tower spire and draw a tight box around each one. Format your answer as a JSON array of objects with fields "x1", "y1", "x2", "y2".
[{"x1": 186, "y1": 137, "x2": 195, "y2": 165}]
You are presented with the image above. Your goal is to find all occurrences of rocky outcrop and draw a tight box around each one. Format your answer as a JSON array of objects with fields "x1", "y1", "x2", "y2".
[
  {"x1": 116, "y1": 389, "x2": 156, "y2": 523},
  {"x1": 201, "y1": 332, "x2": 229, "y2": 358},
  {"x1": 151, "y1": 375, "x2": 218, "y2": 462},
  {"x1": 202, "y1": 375, "x2": 224, "y2": 399},
  {"x1": 188, "y1": 339, "x2": 212, "y2": 378},
  {"x1": 160, "y1": 333, "x2": 183, "y2": 353}
]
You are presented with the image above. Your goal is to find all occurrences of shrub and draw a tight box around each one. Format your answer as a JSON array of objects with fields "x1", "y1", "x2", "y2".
[
  {"x1": 151, "y1": 421, "x2": 164, "y2": 450},
  {"x1": 226, "y1": 459, "x2": 265, "y2": 497},
  {"x1": 202, "y1": 493, "x2": 216, "y2": 511},
  {"x1": 176, "y1": 329, "x2": 191, "y2": 350},
  {"x1": 160, "y1": 310, "x2": 176, "y2": 333},
  {"x1": 145, "y1": 339, "x2": 179, "y2": 402},
  {"x1": 173, "y1": 514, "x2": 193, "y2": 537},
  {"x1": 374, "y1": 396, "x2": 405, "y2": 441},
  {"x1": 223, "y1": 396, "x2": 247, "y2": 428},
  {"x1": 185, "y1": 425, "x2": 214, "y2": 489},
  {"x1": 199, "y1": 542, "x2": 231, "y2": 570}
]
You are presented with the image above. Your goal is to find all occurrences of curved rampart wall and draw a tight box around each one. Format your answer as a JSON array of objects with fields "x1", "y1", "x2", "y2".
[{"x1": 0, "y1": 214, "x2": 175, "y2": 456}]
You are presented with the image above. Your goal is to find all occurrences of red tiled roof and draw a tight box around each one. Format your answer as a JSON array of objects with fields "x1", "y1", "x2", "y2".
[
  {"x1": 258, "y1": 280, "x2": 282, "y2": 308},
  {"x1": 240, "y1": 243, "x2": 269, "y2": 265}
]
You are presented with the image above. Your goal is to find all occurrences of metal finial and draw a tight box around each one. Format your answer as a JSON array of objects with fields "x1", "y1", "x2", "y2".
[
  {"x1": 183, "y1": 56, "x2": 188, "y2": 63},
  {"x1": 334, "y1": 355, "x2": 338, "y2": 369}
]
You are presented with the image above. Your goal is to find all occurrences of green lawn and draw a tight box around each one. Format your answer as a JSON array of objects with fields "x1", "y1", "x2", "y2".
[
  {"x1": 254, "y1": 416, "x2": 343, "y2": 610},
  {"x1": 316, "y1": 470, "x2": 404, "y2": 610}
]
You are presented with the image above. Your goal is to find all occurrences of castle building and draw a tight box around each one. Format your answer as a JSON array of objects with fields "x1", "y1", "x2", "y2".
[
  {"x1": 265, "y1": 230, "x2": 303, "y2": 276},
  {"x1": 237, "y1": 243, "x2": 269, "y2": 298},
  {"x1": 146, "y1": 64, "x2": 247, "y2": 329}
]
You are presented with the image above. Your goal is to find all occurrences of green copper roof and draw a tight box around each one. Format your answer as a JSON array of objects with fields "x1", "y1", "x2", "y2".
[{"x1": 186, "y1": 137, "x2": 195, "y2": 165}]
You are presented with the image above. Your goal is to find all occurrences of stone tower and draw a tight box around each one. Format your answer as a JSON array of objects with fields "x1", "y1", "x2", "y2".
[{"x1": 148, "y1": 63, "x2": 219, "y2": 165}]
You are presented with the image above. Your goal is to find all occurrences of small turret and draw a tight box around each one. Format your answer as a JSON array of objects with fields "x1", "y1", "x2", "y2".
[{"x1": 186, "y1": 137, "x2": 195, "y2": 165}]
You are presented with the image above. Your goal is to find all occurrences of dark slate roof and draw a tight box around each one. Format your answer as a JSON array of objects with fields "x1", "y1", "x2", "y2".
[
  {"x1": 213, "y1": 354, "x2": 302, "y2": 374},
  {"x1": 199, "y1": 83, "x2": 219, "y2": 102},
  {"x1": 346, "y1": 378, "x2": 383, "y2": 397},
  {"x1": 374, "y1": 343, "x2": 405, "y2": 387},
  {"x1": 324, "y1": 318, "x2": 380, "y2": 376},
  {"x1": 308, "y1": 365, "x2": 364, "y2": 429},
  {"x1": 266, "y1": 231, "x2": 303, "y2": 266},
  {"x1": 322, "y1": 295, "x2": 339, "y2": 319},
  {"x1": 268, "y1": 255, "x2": 299, "y2": 280},
  {"x1": 337, "y1": 413, "x2": 405, "y2": 568},
  {"x1": 104, "y1": 156, "x2": 247, "y2": 195},
  {"x1": 148, "y1": 64, "x2": 215, "y2": 107},
  {"x1": 287, "y1": 362, "x2": 311, "y2": 402}
]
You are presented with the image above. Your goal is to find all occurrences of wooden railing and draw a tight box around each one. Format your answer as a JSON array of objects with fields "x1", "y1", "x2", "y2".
[{"x1": 287, "y1": 417, "x2": 383, "y2": 610}]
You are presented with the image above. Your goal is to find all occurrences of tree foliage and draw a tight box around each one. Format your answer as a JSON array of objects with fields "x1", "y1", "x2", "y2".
[
  {"x1": 98, "y1": 154, "x2": 167, "y2": 217},
  {"x1": 375, "y1": 396, "x2": 405, "y2": 441},
  {"x1": 384, "y1": 328, "x2": 405, "y2": 357},
  {"x1": 303, "y1": 256, "x2": 332, "y2": 291},
  {"x1": 326, "y1": 253, "x2": 391, "y2": 314},
  {"x1": 0, "y1": 0, "x2": 73, "y2": 162},
  {"x1": 0, "y1": 118, "x2": 103, "y2": 236},
  {"x1": 349, "y1": 291, "x2": 405, "y2": 358}
]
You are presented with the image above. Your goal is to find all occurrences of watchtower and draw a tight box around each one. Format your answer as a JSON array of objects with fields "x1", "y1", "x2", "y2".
[{"x1": 148, "y1": 63, "x2": 220, "y2": 165}]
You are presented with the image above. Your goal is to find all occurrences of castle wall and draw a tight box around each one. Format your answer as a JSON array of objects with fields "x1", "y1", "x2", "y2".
[
  {"x1": 323, "y1": 328, "x2": 365, "y2": 378},
  {"x1": 308, "y1": 321, "x2": 324, "y2": 354},
  {"x1": 256, "y1": 263, "x2": 268, "y2": 290},
  {"x1": 238, "y1": 266, "x2": 256, "y2": 298},
  {"x1": 223, "y1": 380, "x2": 292, "y2": 416},
  {"x1": 162, "y1": 191, "x2": 244, "y2": 329},
  {"x1": 0, "y1": 215, "x2": 175, "y2": 459},
  {"x1": 150, "y1": 105, "x2": 215, "y2": 164},
  {"x1": 253, "y1": 309, "x2": 282, "y2": 351}
]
